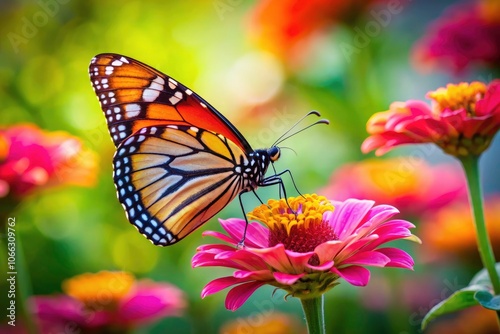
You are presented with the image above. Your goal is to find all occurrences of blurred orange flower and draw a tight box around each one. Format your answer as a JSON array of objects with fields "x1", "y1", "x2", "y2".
[
  {"x1": 362, "y1": 81, "x2": 500, "y2": 157},
  {"x1": 248, "y1": 0, "x2": 383, "y2": 65},
  {"x1": 320, "y1": 158, "x2": 467, "y2": 219},
  {"x1": 412, "y1": 2, "x2": 500, "y2": 74},
  {"x1": 426, "y1": 305, "x2": 499, "y2": 334},
  {"x1": 420, "y1": 196, "x2": 500, "y2": 263},
  {"x1": 220, "y1": 311, "x2": 305, "y2": 334},
  {"x1": 0, "y1": 124, "x2": 98, "y2": 199}
]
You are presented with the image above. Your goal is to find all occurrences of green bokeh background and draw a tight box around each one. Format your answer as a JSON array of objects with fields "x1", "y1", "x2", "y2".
[{"x1": 1, "y1": 0, "x2": 499, "y2": 333}]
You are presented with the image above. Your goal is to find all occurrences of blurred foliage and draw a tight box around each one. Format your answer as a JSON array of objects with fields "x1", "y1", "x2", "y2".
[{"x1": 0, "y1": 0, "x2": 499, "y2": 333}]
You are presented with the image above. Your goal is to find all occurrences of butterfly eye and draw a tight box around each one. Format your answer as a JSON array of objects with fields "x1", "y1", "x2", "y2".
[{"x1": 269, "y1": 147, "x2": 281, "y2": 162}]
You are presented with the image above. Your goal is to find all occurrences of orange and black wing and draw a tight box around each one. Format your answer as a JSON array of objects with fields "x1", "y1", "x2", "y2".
[
  {"x1": 113, "y1": 124, "x2": 247, "y2": 246},
  {"x1": 89, "y1": 53, "x2": 252, "y2": 152}
]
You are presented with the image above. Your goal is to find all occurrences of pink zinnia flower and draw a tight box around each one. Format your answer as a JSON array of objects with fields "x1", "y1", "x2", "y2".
[
  {"x1": 361, "y1": 81, "x2": 500, "y2": 157},
  {"x1": 32, "y1": 271, "x2": 186, "y2": 333},
  {"x1": 0, "y1": 124, "x2": 98, "y2": 199},
  {"x1": 192, "y1": 194, "x2": 417, "y2": 310},
  {"x1": 412, "y1": 3, "x2": 500, "y2": 74},
  {"x1": 320, "y1": 158, "x2": 467, "y2": 218}
]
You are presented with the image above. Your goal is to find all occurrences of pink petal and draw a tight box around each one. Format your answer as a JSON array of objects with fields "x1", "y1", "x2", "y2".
[
  {"x1": 234, "y1": 269, "x2": 273, "y2": 280},
  {"x1": 239, "y1": 221, "x2": 270, "y2": 248},
  {"x1": 363, "y1": 205, "x2": 400, "y2": 230},
  {"x1": 476, "y1": 80, "x2": 500, "y2": 117},
  {"x1": 218, "y1": 218, "x2": 248, "y2": 242},
  {"x1": 331, "y1": 266, "x2": 370, "y2": 286},
  {"x1": 202, "y1": 230, "x2": 239, "y2": 245},
  {"x1": 340, "y1": 250, "x2": 390, "y2": 267},
  {"x1": 251, "y1": 244, "x2": 296, "y2": 272},
  {"x1": 201, "y1": 276, "x2": 247, "y2": 298},
  {"x1": 307, "y1": 260, "x2": 334, "y2": 271},
  {"x1": 329, "y1": 199, "x2": 375, "y2": 238},
  {"x1": 192, "y1": 249, "x2": 246, "y2": 270},
  {"x1": 225, "y1": 281, "x2": 266, "y2": 311},
  {"x1": 377, "y1": 248, "x2": 415, "y2": 269},
  {"x1": 220, "y1": 249, "x2": 269, "y2": 271},
  {"x1": 314, "y1": 240, "x2": 343, "y2": 264},
  {"x1": 273, "y1": 272, "x2": 305, "y2": 285},
  {"x1": 283, "y1": 249, "x2": 317, "y2": 273}
]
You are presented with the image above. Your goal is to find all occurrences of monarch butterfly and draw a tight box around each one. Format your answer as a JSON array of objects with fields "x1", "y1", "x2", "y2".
[{"x1": 89, "y1": 53, "x2": 327, "y2": 246}]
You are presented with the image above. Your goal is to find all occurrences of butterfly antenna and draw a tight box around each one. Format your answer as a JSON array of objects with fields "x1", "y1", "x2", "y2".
[
  {"x1": 271, "y1": 111, "x2": 322, "y2": 147},
  {"x1": 274, "y1": 118, "x2": 330, "y2": 147},
  {"x1": 280, "y1": 146, "x2": 297, "y2": 156}
]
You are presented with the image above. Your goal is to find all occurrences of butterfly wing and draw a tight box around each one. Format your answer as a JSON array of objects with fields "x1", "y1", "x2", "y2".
[
  {"x1": 113, "y1": 124, "x2": 247, "y2": 246},
  {"x1": 89, "y1": 53, "x2": 253, "y2": 152}
]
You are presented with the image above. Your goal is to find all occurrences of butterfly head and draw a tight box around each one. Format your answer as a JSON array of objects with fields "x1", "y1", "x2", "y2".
[{"x1": 268, "y1": 146, "x2": 281, "y2": 162}]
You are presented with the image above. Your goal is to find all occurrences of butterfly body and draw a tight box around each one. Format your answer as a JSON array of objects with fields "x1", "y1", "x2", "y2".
[{"x1": 89, "y1": 54, "x2": 281, "y2": 246}]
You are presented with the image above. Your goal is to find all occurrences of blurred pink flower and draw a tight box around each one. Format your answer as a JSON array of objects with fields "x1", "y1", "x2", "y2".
[
  {"x1": 0, "y1": 124, "x2": 98, "y2": 199},
  {"x1": 192, "y1": 194, "x2": 417, "y2": 311},
  {"x1": 32, "y1": 271, "x2": 186, "y2": 333},
  {"x1": 320, "y1": 158, "x2": 467, "y2": 218},
  {"x1": 412, "y1": 2, "x2": 500, "y2": 74},
  {"x1": 362, "y1": 81, "x2": 500, "y2": 157}
]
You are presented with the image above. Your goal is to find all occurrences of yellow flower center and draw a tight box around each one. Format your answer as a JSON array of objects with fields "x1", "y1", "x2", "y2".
[
  {"x1": 62, "y1": 271, "x2": 135, "y2": 310},
  {"x1": 248, "y1": 194, "x2": 336, "y2": 253},
  {"x1": 427, "y1": 82, "x2": 487, "y2": 116}
]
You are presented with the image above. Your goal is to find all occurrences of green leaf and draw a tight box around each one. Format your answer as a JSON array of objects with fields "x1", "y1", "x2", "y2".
[
  {"x1": 474, "y1": 290, "x2": 500, "y2": 310},
  {"x1": 421, "y1": 285, "x2": 484, "y2": 330}
]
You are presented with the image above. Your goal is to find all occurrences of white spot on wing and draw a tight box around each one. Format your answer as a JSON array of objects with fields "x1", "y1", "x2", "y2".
[
  {"x1": 143, "y1": 88, "x2": 160, "y2": 102},
  {"x1": 125, "y1": 104, "x2": 141, "y2": 118},
  {"x1": 168, "y1": 78, "x2": 177, "y2": 89}
]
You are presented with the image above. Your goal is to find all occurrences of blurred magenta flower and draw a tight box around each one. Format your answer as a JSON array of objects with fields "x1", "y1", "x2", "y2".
[
  {"x1": 32, "y1": 271, "x2": 186, "y2": 333},
  {"x1": 362, "y1": 81, "x2": 500, "y2": 157},
  {"x1": 0, "y1": 124, "x2": 98, "y2": 200},
  {"x1": 412, "y1": 2, "x2": 500, "y2": 74},
  {"x1": 192, "y1": 194, "x2": 417, "y2": 310},
  {"x1": 320, "y1": 158, "x2": 467, "y2": 218}
]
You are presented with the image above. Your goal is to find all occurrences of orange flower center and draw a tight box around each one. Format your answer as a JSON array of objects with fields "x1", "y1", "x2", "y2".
[
  {"x1": 427, "y1": 82, "x2": 487, "y2": 116},
  {"x1": 62, "y1": 271, "x2": 134, "y2": 310},
  {"x1": 248, "y1": 194, "x2": 336, "y2": 253}
]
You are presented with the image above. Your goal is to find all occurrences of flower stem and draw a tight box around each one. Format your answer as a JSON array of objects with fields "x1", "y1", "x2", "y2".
[
  {"x1": 459, "y1": 155, "x2": 500, "y2": 295},
  {"x1": 300, "y1": 296, "x2": 325, "y2": 334}
]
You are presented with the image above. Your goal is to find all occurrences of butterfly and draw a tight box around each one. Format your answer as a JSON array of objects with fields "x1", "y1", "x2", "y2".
[{"x1": 89, "y1": 53, "x2": 326, "y2": 246}]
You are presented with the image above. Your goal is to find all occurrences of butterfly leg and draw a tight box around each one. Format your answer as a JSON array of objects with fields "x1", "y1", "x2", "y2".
[{"x1": 237, "y1": 189, "x2": 252, "y2": 248}]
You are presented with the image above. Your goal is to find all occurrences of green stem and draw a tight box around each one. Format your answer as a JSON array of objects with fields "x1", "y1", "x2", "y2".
[
  {"x1": 459, "y1": 155, "x2": 500, "y2": 295},
  {"x1": 300, "y1": 296, "x2": 325, "y2": 334}
]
